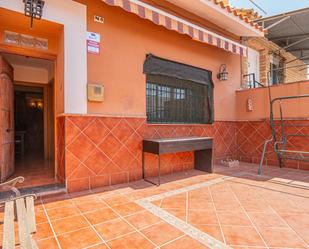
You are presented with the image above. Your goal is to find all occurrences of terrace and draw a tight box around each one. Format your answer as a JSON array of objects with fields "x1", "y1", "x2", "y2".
[
  {"x1": 1, "y1": 1, "x2": 309, "y2": 249},
  {"x1": 1, "y1": 162, "x2": 308, "y2": 248}
]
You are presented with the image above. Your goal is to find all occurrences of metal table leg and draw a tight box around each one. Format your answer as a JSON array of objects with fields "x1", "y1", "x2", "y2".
[
  {"x1": 142, "y1": 151, "x2": 145, "y2": 179},
  {"x1": 157, "y1": 154, "x2": 160, "y2": 186},
  {"x1": 142, "y1": 152, "x2": 160, "y2": 186}
]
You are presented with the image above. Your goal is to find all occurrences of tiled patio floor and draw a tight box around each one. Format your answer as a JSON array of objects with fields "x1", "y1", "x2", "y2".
[{"x1": 1, "y1": 163, "x2": 309, "y2": 249}]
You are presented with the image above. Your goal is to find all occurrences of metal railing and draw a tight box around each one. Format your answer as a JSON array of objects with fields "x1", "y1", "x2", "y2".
[
  {"x1": 267, "y1": 64, "x2": 309, "y2": 86},
  {"x1": 146, "y1": 75, "x2": 210, "y2": 124},
  {"x1": 258, "y1": 94, "x2": 309, "y2": 175},
  {"x1": 243, "y1": 73, "x2": 265, "y2": 88}
]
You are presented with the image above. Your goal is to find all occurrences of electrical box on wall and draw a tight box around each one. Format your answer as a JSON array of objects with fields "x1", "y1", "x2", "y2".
[{"x1": 87, "y1": 84, "x2": 104, "y2": 102}]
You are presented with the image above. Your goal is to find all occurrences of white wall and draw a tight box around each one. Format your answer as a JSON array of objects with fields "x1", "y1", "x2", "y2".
[
  {"x1": 247, "y1": 47, "x2": 260, "y2": 85},
  {"x1": 0, "y1": 0, "x2": 87, "y2": 114}
]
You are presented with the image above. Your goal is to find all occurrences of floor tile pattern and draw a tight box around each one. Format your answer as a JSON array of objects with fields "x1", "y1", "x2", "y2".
[
  {"x1": 136, "y1": 178, "x2": 231, "y2": 248},
  {"x1": 1, "y1": 163, "x2": 308, "y2": 249}
]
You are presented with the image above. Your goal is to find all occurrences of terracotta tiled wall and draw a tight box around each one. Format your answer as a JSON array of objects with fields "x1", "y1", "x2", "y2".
[
  {"x1": 236, "y1": 120, "x2": 309, "y2": 170},
  {"x1": 58, "y1": 116, "x2": 309, "y2": 192},
  {"x1": 63, "y1": 116, "x2": 237, "y2": 192},
  {"x1": 56, "y1": 116, "x2": 65, "y2": 182}
]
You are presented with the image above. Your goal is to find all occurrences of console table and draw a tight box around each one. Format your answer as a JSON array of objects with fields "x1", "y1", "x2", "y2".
[{"x1": 142, "y1": 137, "x2": 213, "y2": 185}]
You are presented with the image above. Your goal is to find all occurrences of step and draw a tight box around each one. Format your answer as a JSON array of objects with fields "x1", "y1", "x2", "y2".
[{"x1": 0, "y1": 183, "x2": 67, "y2": 202}]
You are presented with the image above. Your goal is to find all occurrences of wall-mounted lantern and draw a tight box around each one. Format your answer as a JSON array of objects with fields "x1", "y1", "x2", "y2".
[
  {"x1": 217, "y1": 64, "x2": 228, "y2": 81},
  {"x1": 26, "y1": 94, "x2": 43, "y2": 110},
  {"x1": 23, "y1": 0, "x2": 45, "y2": 28}
]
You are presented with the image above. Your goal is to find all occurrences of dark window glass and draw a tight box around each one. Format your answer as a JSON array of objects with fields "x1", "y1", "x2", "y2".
[
  {"x1": 269, "y1": 61, "x2": 284, "y2": 85},
  {"x1": 146, "y1": 74, "x2": 211, "y2": 124}
]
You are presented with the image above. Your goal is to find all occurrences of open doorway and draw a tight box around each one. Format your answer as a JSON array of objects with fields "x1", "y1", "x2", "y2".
[
  {"x1": 15, "y1": 86, "x2": 44, "y2": 159},
  {"x1": 1, "y1": 53, "x2": 58, "y2": 189}
]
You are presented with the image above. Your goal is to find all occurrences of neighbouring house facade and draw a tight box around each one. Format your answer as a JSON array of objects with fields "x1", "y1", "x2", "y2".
[
  {"x1": 235, "y1": 8, "x2": 308, "y2": 87},
  {"x1": 244, "y1": 37, "x2": 308, "y2": 86},
  {"x1": 0, "y1": 0, "x2": 308, "y2": 194}
]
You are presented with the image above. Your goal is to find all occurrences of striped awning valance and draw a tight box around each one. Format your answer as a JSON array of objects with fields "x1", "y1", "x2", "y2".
[{"x1": 102, "y1": 0, "x2": 247, "y2": 56}]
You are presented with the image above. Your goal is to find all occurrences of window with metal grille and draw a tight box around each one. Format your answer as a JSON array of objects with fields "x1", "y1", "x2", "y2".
[{"x1": 146, "y1": 74, "x2": 211, "y2": 124}]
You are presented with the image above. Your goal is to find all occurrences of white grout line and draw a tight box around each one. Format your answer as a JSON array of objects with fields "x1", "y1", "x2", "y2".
[
  {"x1": 82, "y1": 242, "x2": 108, "y2": 249},
  {"x1": 158, "y1": 234, "x2": 186, "y2": 248},
  {"x1": 66, "y1": 117, "x2": 147, "y2": 183},
  {"x1": 158, "y1": 198, "x2": 163, "y2": 208},
  {"x1": 39, "y1": 168, "x2": 308, "y2": 249},
  {"x1": 243, "y1": 172, "x2": 309, "y2": 190},
  {"x1": 268, "y1": 205, "x2": 309, "y2": 247},
  {"x1": 208, "y1": 186, "x2": 227, "y2": 245},
  {"x1": 229, "y1": 245, "x2": 306, "y2": 249},
  {"x1": 143, "y1": 177, "x2": 227, "y2": 202},
  {"x1": 227, "y1": 183, "x2": 269, "y2": 249},
  {"x1": 133, "y1": 175, "x2": 241, "y2": 249},
  {"x1": 66, "y1": 118, "x2": 120, "y2": 178},
  {"x1": 40, "y1": 199, "x2": 63, "y2": 249},
  {"x1": 136, "y1": 199, "x2": 231, "y2": 249},
  {"x1": 98, "y1": 198, "x2": 159, "y2": 248},
  {"x1": 131, "y1": 174, "x2": 250, "y2": 248},
  {"x1": 185, "y1": 191, "x2": 188, "y2": 224},
  {"x1": 35, "y1": 234, "x2": 58, "y2": 243},
  {"x1": 104, "y1": 230, "x2": 137, "y2": 243},
  {"x1": 103, "y1": 220, "x2": 164, "y2": 244},
  {"x1": 44, "y1": 209, "x2": 163, "y2": 241},
  {"x1": 70, "y1": 198, "x2": 112, "y2": 249}
]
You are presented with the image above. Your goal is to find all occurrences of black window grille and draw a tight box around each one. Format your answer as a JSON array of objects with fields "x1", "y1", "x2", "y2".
[{"x1": 146, "y1": 74, "x2": 211, "y2": 124}]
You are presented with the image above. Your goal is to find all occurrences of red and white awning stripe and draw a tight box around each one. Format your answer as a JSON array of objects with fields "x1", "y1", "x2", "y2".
[{"x1": 102, "y1": 0, "x2": 247, "y2": 56}]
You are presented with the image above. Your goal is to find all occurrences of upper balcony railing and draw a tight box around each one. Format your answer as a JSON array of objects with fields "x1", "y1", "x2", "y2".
[
  {"x1": 243, "y1": 64, "x2": 309, "y2": 89},
  {"x1": 243, "y1": 73, "x2": 265, "y2": 89}
]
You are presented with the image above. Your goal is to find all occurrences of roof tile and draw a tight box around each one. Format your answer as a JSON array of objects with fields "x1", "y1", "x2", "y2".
[{"x1": 210, "y1": 0, "x2": 265, "y2": 33}]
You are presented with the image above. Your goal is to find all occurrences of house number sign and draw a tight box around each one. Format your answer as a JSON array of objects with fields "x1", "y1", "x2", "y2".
[{"x1": 94, "y1": 15, "x2": 104, "y2": 24}]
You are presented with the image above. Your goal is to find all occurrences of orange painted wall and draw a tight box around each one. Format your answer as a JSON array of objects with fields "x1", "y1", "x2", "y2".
[
  {"x1": 236, "y1": 81, "x2": 309, "y2": 120},
  {"x1": 0, "y1": 8, "x2": 66, "y2": 181},
  {"x1": 0, "y1": 8, "x2": 64, "y2": 115},
  {"x1": 79, "y1": 0, "x2": 242, "y2": 121},
  {"x1": 0, "y1": 8, "x2": 61, "y2": 55}
]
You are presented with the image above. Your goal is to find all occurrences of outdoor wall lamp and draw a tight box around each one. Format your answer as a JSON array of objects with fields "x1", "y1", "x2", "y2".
[
  {"x1": 23, "y1": 0, "x2": 45, "y2": 28},
  {"x1": 27, "y1": 96, "x2": 44, "y2": 110},
  {"x1": 217, "y1": 64, "x2": 228, "y2": 81}
]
